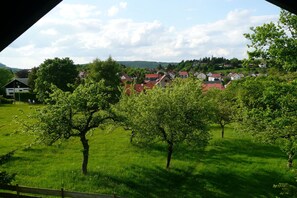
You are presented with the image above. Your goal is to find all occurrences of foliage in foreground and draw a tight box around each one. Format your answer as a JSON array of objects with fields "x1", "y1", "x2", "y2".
[
  {"x1": 234, "y1": 75, "x2": 297, "y2": 168},
  {"x1": 274, "y1": 177, "x2": 297, "y2": 198},
  {"x1": 244, "y1": 10, "x2": 297, "y2": 71}
]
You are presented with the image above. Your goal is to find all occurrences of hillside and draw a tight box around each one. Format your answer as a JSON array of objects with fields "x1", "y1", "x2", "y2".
[
  {"x1": 0, "y1": 62, "x2": 7, "y2": 68},
  {"x1": 118, "y1": 61, "x2": 178, "y2": 69},
  {"x1": 0, "y1": 62, "x2": 21, "y2": 72},
  {"x1": 76, "y1": 60, "x2": 178, "y2": 70}
]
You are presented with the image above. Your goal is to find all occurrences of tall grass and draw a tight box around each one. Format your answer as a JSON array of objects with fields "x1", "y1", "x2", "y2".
[{"x1": 0, "y1": 103, "x2": 295, "y2": 197}]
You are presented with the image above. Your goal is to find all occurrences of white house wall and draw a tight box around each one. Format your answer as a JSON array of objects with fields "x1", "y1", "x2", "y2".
[{"x1": 6, "y1": 87, "x2": 30, "y2": 96}]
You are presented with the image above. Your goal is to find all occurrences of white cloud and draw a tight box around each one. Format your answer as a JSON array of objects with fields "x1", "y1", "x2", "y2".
[
  {"x1": 108, "y1": 6, "x2": 119, "y2": 17},
  {"x1": 108, "y1": 2, "x2": 127, "y2": 17},
  {"x1": 119, "y1": 2, "x2": 127, "y2": 9},
  {"x1": 57, "y1": 3, "x2": 100, "y2": 19},
  {"x1": 40, "y1": 28, "x2": 58, "y2": 36},
  {"x1": 75, "y1": 19, "x2": 163, "y2": 49},
  {"x1": 16, "y1": 44, "x2": 36, "y2": 56},
  {"x1": 208, "y1": 48, "x2": 230, "y2": 57}
]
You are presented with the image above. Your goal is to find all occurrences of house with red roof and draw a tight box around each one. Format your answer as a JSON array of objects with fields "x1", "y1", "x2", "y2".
[
  {"x1": 124, "y1": 74, "x2": 172, "y2": 95},
  {"x1": 155, "y1": 75, "x2": 171, "y2": 87},
  {"x1": 178, "y1": 71, "x2": 189, "y2": 79},
  {"x1": 202, "y1": 81, "x2": 225, "y2": 92},
  {"x1": 144, "y1": 74, "x2": 162, "y2": 83},
  {"x1": 208, "y1": 73, "x2": 222, "y2": 81},
  {"x1": 120, "y1": 73, "x2": 133, "y2": 84},
  {"x1": 124, "y1": 82, "x2": 155, "y2": 95}
]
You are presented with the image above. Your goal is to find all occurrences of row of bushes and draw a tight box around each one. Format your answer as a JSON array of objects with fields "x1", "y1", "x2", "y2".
[
  {"x1": 0, "y1": 96, "x2": 13, "y2": 104},
  {"x1": 0, "y1": 93, "x2": 38, "y2": 104}
]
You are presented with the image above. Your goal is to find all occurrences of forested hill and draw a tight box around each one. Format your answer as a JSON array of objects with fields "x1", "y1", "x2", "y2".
[
  {"x1": 0, "y1": 62, "x2": 20, "y2": 72},
  {"x1": 1, "y1": 61, "x2": 178, "y2": 71},
  {"x1": 118, "y1": 61, "x2": 178, "y2": 69},
  {"x1": 0, "y1": 62, "x2": 7, "y2": 68}
]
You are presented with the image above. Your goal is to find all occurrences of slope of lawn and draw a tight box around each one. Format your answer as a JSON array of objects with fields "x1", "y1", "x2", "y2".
[{"x1": 0, "y1": 103, "x2": 295, "y2": 198}]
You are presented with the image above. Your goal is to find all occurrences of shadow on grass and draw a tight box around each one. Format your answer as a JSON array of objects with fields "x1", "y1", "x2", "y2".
[
  {"x1": 130, "y1": 142, "x2": 204, "y2": 165},
  {"x1": 129, "y1": 136, "x2": 284, "y2": 166},
  {"x1": 73, "y1": 136, "x2": 290, "y2": 198},
  {"x1": 62, "y1": 164, "x2": 288, "y2": 198},
  {"x1": 203, "y1": 138, "x2": 286, "y2": 167}
]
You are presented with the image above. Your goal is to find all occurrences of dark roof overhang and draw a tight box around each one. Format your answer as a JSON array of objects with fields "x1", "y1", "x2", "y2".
[
  {"x1": 0, "y1": 0, "x2": 62, "y2": 52},
  {"x1": 266, "y1": 0, "x2": 297, "y2": 15}
]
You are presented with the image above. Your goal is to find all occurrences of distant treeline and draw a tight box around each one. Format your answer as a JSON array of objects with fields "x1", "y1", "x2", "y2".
[
  {"x1": 117, "y1": 57, "x2": 242, "y2": 72},
  {"x1": 1, "y1": 56, "x2": 244, "y2": 75},
  {"x1": 171, "y1": 57, "x2": 243, "y2": 72},
  {"x1": 117, "y1": 61, "x2": 177, "y2": 69}
]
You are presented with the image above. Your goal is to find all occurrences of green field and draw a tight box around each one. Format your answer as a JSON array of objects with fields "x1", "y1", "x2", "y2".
[{"x1": 0, "y1": 103, "x2": 295, "y2": 197}]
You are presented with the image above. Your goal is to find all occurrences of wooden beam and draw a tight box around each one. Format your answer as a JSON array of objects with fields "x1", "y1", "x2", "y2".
[{"x1": 266, "y1": 0, "x2": 297, "y2": 15}]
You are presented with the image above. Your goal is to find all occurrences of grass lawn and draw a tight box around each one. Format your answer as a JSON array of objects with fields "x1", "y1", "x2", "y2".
[{"x1": 0, "y1": 103, "x2": 296, "y2": 197}]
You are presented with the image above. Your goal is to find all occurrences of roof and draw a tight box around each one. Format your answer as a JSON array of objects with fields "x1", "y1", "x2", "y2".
[
  {"x1": 266, "y1": 0, "x2": 297, "y2": 15},
  {"x1": 195, "y1": 72, "x2": 206, "y2": 76},
  {"x1": 16, "y1": 78, "x2": 29, "y2": 85},
  {"x1": 202, "y1": 81, "x2": 225, "y2": 91},
  {"x1": 134, "y1": 83, "x2": 155, "y2": 92},
  {"x1": 155, "y1": 75, "x2": 171, "y2": 86},
  {"x1": 0, "y1": 0, "x2": 62, "y2": 52},
  {"x1": 120, "y1": 73, "x2": 133, "y2": 82},
  {"x1": 3, "y1": 78, "x2": 29, "y2": 88},
  {"x1": 145, "y1": 74, "x2": 161, "y2": 78},
  {"x1": 179, "y1": 71, "x2": 188, "y2": 76},
  {"x1": 124, "y1": 83, "x2": 155, "y2": 95},
  {"x1": 211, "y1": 74, "x2": 222, "y2": 78}
]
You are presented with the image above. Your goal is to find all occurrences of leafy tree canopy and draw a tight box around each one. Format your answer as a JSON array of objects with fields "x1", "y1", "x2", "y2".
[
  {"x1": 235, "y1": 74, "x2": 297, "y2": 167},
  {"x1": 21, "y1": 80, "x2": 114, "y2": 174},
  {"x1": 205, "y1": 87, "x2": 236, "y2": 138},
  {"x1": 15, "y1": 69, "x2": 30, "y2": 78},
  {"x1": 28, "y1": 67, "x2": 38, "y2": 93},
  {"x1": 34, "y1": 57, "x2": 78, "y2": 102},
  {"x1": 0, "y1": 68, "x2": 13, "y2": 88},
  {"x1": 87, "y1": 56, "x2": 122, "y2": 103},
  {"x1": 115, "y1": 77, "x2": 211, "y2": 169},
  {"x1": 244, "y1": 10, "x2": 297, "y2": 71},
  {"x1": 122, "y1": 67, "x2": 148, "y2": 84}
]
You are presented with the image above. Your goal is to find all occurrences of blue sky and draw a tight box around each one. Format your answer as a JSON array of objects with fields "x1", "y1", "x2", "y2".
[{"x1": 0, "y1": 0, "x2": 281, "y2": 69}]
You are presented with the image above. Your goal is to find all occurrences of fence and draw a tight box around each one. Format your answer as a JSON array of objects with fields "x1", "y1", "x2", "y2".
[{"x1": 0, "y1": 184, "x2": 119, "y2": 198}]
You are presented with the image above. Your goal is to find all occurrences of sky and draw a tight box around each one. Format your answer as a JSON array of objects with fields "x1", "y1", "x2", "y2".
[{"x1": 0, "y1": 0, "x2": 281, "y2": 69}]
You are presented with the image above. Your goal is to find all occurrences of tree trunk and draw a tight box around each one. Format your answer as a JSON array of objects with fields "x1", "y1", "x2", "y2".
[
  {"x1": 130, "y1": 130, "x2": 135, "y2": 143},
  {"x1": 166, "y1": 143, "x2": 173, "y2": 169},
  {"x1": 221, "y1": 123, "x2": 225, "y2": 138},
  {"x1": 80, "y1": 134, "x2": 89, "y2": 175},
  {"x1": 287, "y1": 152, "x2": 294, "y2": 168}
]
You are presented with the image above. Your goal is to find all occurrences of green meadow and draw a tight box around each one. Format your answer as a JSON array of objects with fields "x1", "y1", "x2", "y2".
[{"x1": 0, "y1": 103, "x2": 295, "y2": 197}]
